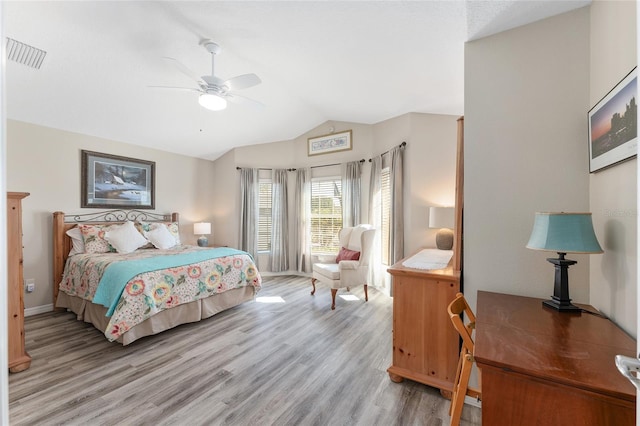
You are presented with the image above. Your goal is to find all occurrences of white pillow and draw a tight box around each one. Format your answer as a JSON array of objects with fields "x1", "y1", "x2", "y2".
[
  {"x1": 66, "y1": 227, "x2": 85, "y2": 256},
  {"x1": 144, "y1": 223, "x2": 178, "y2": 249},
  {"x1": 104, "y1": 221, "x2": 149, "y2": 254}
]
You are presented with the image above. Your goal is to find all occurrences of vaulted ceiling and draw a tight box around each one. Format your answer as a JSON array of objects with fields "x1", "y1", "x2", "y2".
[{"x1": 5, "y1": 1, "x2": 589, "y2": 160}]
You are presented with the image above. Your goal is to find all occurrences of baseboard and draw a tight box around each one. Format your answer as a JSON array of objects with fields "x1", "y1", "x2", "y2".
[{"x1": 25, "y1": 304, "x2": 54, "y2": 317}]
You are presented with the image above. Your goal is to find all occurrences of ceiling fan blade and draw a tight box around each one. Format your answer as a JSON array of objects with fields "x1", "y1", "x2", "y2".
[
  {"x1": 162, "y1": 57, "x2": 207, "y2": 88},
  {"x1": 225, "y1": 92, "x2": 265, "y2": 109},
  {"x1": 148, "y1": 85, "x2": 202, "y2": 93},
  {"x1": 224, "y1": 73, "x2": 261, "y2": 91}
]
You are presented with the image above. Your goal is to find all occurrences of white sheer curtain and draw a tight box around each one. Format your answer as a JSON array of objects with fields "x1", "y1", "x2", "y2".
[
  {"x1": 342, "y1": 160, "x2": 362, "y2": 228},
  {"x1": 270, "y1": 169, "x2": 289, "y2": 272},
  {"x1": 294, "y1": 168, "x2": 312, "y2": 273},
  {"x1": 389, "y1": 144, "x2": 405, "y2": 264},
  {"x1": 368, "y1": 155, "x2": 383, "y2": 288},
  {"x1": 238, "y1": 168, "x2": 259, "y2": 259}
]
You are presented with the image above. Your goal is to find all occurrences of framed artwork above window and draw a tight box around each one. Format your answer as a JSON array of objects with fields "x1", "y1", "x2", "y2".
[{"x1": 308, "y1": 130, "x2": 352, "y2": 156}]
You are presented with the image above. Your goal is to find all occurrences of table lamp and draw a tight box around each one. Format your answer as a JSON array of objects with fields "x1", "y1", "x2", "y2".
[
  {"x1": 194, "y1": 222, "x2": 211, "y2": 247},
  {"x1": 429, "y1": 206, "x2": 455, "y2": 250},
  {"x1": 526, "y1": 212, "x2": 603, "y2": 312}
]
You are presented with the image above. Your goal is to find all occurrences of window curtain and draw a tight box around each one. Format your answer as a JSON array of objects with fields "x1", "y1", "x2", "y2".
[
  {"x1": 368, "y1": 155, "x2": 383, "y2": 287},
  {"x1": 389, "y1": 144, "x2": 405, "y2": 264},
  {"x1": 270, "y1": 169, "x2": 289, "y2": 272},
  {"x1": 341, "y1": 160, "x2": 362, "y2": 228},
  {"x1": 239, "y1": 168, "x2": 259, "y2": 260},
  {"x1": 294, "y1": 168, "x2": 312, "y2": 273}
]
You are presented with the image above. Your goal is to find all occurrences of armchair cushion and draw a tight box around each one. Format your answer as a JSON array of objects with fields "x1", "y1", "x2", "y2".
[
  {"x1": 336, "y1": 247, "x2": 360, "y2": 263},
  {"x1": 313, "y1": 263, "x2": 341, "y2": 280}
]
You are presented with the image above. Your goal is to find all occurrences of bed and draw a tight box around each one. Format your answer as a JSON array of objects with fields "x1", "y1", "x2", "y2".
[{"x1": 52, "y1": 210, "x2": 261, "y2": 345}]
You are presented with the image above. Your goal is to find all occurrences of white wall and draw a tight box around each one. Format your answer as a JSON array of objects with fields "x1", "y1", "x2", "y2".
[
  {"x1": 464, "y1": 7, "x2": 591, "y2": 313},
  {"x1": 588, "y1": 0, "x2": 637, "y2": 336},
  {"x1": 7, "y1": 120, "x2": 216, "y2": 310}
]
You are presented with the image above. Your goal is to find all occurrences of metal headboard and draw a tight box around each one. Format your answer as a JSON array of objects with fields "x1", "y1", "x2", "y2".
[{"x1": 63, "y1": 209, "x2": 173, "y2": 223}]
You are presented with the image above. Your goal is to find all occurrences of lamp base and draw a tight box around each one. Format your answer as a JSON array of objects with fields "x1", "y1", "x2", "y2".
[
  {"x1": 435, "y1": 228, "x2": 454, "y2": 250},
  {"x1": 197, "y1": 236, "x2": 209, "y2": 247},
  {"x1": 542, "y1": 298, "x2": 582, "y2": 312},
  {"x1": 543, "y1": 253, "x2": 580, "y2": 313}
]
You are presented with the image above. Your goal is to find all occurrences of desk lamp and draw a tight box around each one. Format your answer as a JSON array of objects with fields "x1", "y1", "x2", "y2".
[
  {"x1": 526, "y1": 212, "x2": 602, "y2": 312},
  {"x1": 429, "y1": 206, "x2": 455, "y2": 250},
  {"x1": 194, "y1": 222, "x2": 212, "y2": 247}
]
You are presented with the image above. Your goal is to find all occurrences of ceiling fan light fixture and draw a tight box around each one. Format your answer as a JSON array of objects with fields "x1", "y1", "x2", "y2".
[{"x1": 198, "y1": 93, "x2": 227, "y2": 111}]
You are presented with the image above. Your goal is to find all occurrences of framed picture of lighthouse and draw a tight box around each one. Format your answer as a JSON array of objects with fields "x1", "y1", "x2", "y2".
[
  {"x1": 81, "y1": 150, "x2": 155, "y2": 209},
  {"x1": 588, "y1": 67, "x2": 637, "y2": 172}
]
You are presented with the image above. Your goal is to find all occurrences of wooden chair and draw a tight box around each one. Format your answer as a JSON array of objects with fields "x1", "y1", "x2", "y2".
[{"x1": 447, "y1": 292, "x2": 481, "y2": 426}]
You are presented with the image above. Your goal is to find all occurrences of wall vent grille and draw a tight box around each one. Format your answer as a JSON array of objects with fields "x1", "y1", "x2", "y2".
[{"x1": 6, "y1": 37, "x2": 46, "y2": 69}]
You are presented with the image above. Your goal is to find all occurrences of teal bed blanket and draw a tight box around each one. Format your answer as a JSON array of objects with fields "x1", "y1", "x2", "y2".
[{"x1": 93, "y1": 247, "x2": 248, "y2": 317}]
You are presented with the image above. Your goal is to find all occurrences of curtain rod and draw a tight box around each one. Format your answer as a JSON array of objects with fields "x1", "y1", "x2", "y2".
[
  {"x1": 368, "y1": 141, "x2": 407, "y2": 162},
  {"x1": 237, "y1": 158, "x2": 365, "y2": 172}
]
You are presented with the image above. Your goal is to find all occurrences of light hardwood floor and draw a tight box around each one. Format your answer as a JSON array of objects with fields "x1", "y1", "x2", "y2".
[{"x1": 10, "y1": 275, "x2": 481, "y2": 425}]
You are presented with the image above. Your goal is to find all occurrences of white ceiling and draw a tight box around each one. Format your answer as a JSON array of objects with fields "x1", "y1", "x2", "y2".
[{"x1": 5, "y1": 0, "x2": 589, "y2": 161}]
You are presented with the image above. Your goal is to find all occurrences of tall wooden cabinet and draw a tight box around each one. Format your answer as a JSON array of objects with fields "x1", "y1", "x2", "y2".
[{"x1": 7, "y1": 192, "x2": 31, "y2": 373}]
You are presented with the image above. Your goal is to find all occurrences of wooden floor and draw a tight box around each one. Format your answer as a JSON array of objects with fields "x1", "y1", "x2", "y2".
[{"x1": 10, "y1": 275, "x2": 481, "y2": 425}]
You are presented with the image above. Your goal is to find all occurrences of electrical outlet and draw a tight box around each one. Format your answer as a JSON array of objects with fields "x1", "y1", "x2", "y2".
[{"x1": 25, "y1": 279, "x2": 35, "y2": 293}]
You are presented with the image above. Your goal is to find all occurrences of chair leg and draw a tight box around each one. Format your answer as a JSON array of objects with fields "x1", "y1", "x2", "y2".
[
  {"x1": 310, "y1": 278, "x2": 316, "y2": 296},
  {"x1": 331, "y1": 288, "x2": 337, "y2": 310},
  {"x1": 364, "y1": 284, "x2": 368, "y2": 302},
  {"x1": 450, "y1": 351, "x2": 473, "y2": 426}
]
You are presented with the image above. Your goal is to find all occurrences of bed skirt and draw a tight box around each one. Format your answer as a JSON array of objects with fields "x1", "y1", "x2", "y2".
[{"x1": 56, "y1": 286, "x2": 256, "y2": 345}]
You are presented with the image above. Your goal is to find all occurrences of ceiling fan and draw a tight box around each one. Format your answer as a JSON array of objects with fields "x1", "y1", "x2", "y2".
[{"x1": 153, "y1": 40, "x2": 262, "y2": 111}]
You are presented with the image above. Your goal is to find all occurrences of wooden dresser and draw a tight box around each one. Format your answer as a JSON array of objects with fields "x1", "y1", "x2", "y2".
[
  {"x1": 386, "y1": 255, "x2": 460, "y2": 395},
  {"x1": 475, "y1": 291, "x2": 636, "y2": 425},
  {"x1": 7, "y1": 192, "x2": 31, "y2": 373}
]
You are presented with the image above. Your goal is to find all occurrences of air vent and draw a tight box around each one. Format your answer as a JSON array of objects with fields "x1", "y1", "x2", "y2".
[{"x1": 6, "y1": 37, "x2": 46, "y2": 69}]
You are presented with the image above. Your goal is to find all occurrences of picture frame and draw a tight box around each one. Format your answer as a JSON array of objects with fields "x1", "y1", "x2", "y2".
[
  {"x1": 308, "y1": 130, "x2": 352, "y2": 156},
  {"x1": 588, "y1": 67, "x2": 637, "y2": 173},
  {"x1": 81, "y1": 150, "x2": 155, "y2": 209}
]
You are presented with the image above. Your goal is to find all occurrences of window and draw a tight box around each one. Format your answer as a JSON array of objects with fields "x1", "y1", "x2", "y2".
[
  {"x1": 381, "y1": 167, "x2": 391, "y2": 265},
  {"x1": 258, "y1": 179, "x2": 272, "y2": 252},
  {"x1": 311, "y1": 177, "x2": 342, "y2": 255}
]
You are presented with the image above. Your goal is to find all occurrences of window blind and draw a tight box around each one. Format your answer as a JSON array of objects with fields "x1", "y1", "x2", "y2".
[
  {"x1": 310, "y1": 177, "x2": 342, "y2": 255},
  {"x1": 258, "y1": 179, "x2": 272, "y2": 252},
  {"x1": 381, "y1": 167, "x2": 391, "y2": 265}
]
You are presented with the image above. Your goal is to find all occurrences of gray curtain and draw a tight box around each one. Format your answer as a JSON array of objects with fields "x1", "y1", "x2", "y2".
[
  {"x1": 389, "y1": 144, "x2": 405, "y2": 264},
  {"x1": 342, "y1": 161, "x2": 362, "y2": 228},
  {"x1": 294, "y1": 168, "x2": 312, "y2": 273},
  {"x1": 270, "y1": 169, "x2": 289, "y2": 272},
  {"x1": 239, "y1": 168, "x2": 259, "y2": 259},
  {"x1": 368, "y1": 155, "x2": 383, "y2": 287}
]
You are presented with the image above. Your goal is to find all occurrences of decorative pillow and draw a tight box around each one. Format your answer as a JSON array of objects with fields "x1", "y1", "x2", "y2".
[
  {"x1": 138, "y1": 221, "x2": 181, "y2": 245},
  {"x1": 79, "y1": 224, "x2": 115, "y2": 254},
  {"x1": 336, "y1": 247, "x2": 360, "y2": 263},
  {"x1": 66, "y1": 226, "x2": 85, "y2": 256},
  {"x1": 144, "y1": 223, "x2": 178, "y2": 249},
  {"x1": 104, "y1": 221, "x2": 150, "y2": 254}
]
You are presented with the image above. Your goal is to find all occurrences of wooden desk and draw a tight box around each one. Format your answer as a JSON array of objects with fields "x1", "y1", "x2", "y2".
[
  {"x1": 475, "y1": 291, "x2": 636, "y2": 426},
  {"x1": 386, "y1": 255, "x2": 460, "y2": 395}
]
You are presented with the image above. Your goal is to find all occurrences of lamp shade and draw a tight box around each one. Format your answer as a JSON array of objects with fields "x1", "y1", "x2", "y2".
[
  {"x1": 429, "y1": 206, "x2": 454, "y2": 229},
  {"x1": 193, "y1": 222, "x2": 211, "y2": 236},
  {"x1": 526, "y1": 212, "x2": 602, "y2": 254},
  {"x1": 198, "y1": 93, "x2": 227, "y2": 111}
]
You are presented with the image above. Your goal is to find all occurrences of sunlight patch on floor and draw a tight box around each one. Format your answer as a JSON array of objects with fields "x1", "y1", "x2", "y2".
[
  {"x1": 256, "y1": 296, "x2": 286, "y2": 303},
  {"x1": 339, "y1": 294, "x2": 360, "y2": 301}
]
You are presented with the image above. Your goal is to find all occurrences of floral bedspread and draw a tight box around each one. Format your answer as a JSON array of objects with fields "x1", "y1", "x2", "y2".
[{"x1": 58, "y1": 245, "x2": 261, "y2": 341}]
